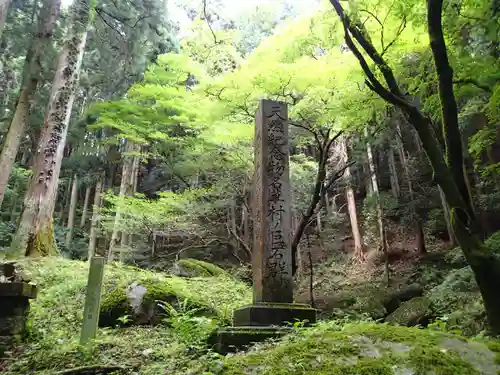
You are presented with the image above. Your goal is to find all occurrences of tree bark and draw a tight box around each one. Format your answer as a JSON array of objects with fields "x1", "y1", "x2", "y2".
[
  {"x1": 396, "y1": 122, "x2": 426, "y2": 254},
  {"x1": 80, "y1": 184, "x2": 91, "y2": 228},
  {"x1": 365, "y1": 126, "x2": 389, "y2": 282},
  {"x1": 8, "y1": 0, "x2": 95, "y2": 258},
  {"x1": 241, "y1": 204, "x2": 250, "y2": 250},
  {"x1": 428, "y1": 0, "x2": 476, "y2": 226},
  {"x1": 438, "y1": 186, "x2": 455, "y2": 246},
  {"x1": 324, "y1": 191, "x2": 332, "y2": 215},
  {"x1": 341, "y1": 137, "x2": 363, "y2": 259},
  {"x1": 88, "y1": 179, "x2": 102, "y2": 259},
  {"x1": 329, "y1": 0, "x2": 500, "y2": 333},
  {"x1": 0, "y1": 0, "x2": 61, "y2": 209},
  {"x1": 58, "y1": 176, "x2": 72, "y2": 223},
  {"x1": 0, "y1": 0, "x2": 11, "y2": 42},
  {"x1": 388, "y1": 146, "x2": 400, "y2": 198},
  {"x1": 109, "y1": 141, "x2": 134, "y2": 263},
  {"x1": 65, "y1": 174, "x2": 78, "y2": 247},
  {"x1": 229, "y1": 199, "x2": 239, "y2": 256}
]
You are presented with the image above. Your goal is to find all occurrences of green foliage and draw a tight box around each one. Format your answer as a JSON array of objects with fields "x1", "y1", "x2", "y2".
[
  {"x1": 4, "y1": 257, "x2": 251, "y2": 374},
  {"x1": 160, "y1": 299, "x2": 218, "y2": 348},
  {"x1": 427, "y1": 267, "x2": 487, "y2": 336}
]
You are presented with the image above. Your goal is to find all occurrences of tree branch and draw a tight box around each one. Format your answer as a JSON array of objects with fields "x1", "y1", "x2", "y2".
[
  {"x1": 428, "y1": 0, "x2": 475, "y2": 222},
  {"x1": 202, "y1": 0, "x2": 219, "y2": 45}
]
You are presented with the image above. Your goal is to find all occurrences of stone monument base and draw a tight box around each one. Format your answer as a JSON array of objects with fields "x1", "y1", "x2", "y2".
[
  {"x1": 0, "y1": 282, "x2": 37, "y2": 357},
  {"x1": 210, "y1": 326, "x2": 292, "y2": 354},
  {"x1": 210, "y1": 303, "x2": 316, "y2": 354},
  {"x1": 233, "y1": 303, "x2": 316, "y2": 327}
]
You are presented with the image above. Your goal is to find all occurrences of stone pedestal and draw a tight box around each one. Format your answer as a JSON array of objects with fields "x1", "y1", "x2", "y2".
[
  {"x1": 211, "y1": 326, "x2": 292, "y2": 354},
  {"x1": 0, "y1": 282, "x2": 37, "y2": 357},
  {"x1": 233, "y1": 303, "x2": 316, "y2": 327}
]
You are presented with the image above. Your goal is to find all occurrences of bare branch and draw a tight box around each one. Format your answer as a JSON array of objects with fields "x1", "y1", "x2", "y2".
[{"x1": 203, "y1": 0, "x2": 220, "y2": 45}]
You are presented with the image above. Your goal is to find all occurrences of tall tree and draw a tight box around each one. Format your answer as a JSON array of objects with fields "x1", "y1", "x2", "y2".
[
  {"x1": 365, "y1": 125, "x2": 389, "y2": 282},
  {"x1": 0, "y1": 0, "x2": 11, "y2": 41},
  {"x1": 341, "y1": 136, "x2": 364, "y2": 260},
  {"x1": 65, "y1": 174, "x2": 78, "y2": 247},
  {"x1": 329, "y1": 0, "x2": 500, "y2": 334},
  {"x1": 9, "y1": 0, "x2": 96, "y2": 257},
  {"x1": 0, "y1": 0, "x2": 62, "y2": 209}
]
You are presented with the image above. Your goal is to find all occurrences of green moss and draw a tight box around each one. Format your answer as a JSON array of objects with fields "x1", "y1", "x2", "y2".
[
  {"x1": 177, "y1": 258, "x2": 227, "y2": 277},
  {"x1": 99, "y1": 286, "x2": 132, "y2": 327},
  {"x1": 334, "y1": 358, "x2": 393, "y2": 375},
  {"x1": 27, "y1": 221, "x2": 59, "y2": 257},
  {"x1": 408, "y1": 346, "x2": 479, "y2": 374},
  {"x1": 487, "y1": 341, "x2": 500, "y2": 365}
]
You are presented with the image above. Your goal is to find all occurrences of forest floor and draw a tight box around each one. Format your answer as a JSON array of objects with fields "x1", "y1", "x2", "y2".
[{"x1": 0, "y1": 233, "x2": 497, "y2": 374}]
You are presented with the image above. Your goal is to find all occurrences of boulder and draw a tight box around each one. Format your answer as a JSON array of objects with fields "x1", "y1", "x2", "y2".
[
  {"x1": 99, "y1": 279, "x2": 217, "y2": 327},
  {"x1": 385, "y1": 297, "x2": 432, "y2": 326},
  {"x1": 426, "y1": 267, "x2": 486, "y2": 335},
  {"x1": 172, "y1": 259, "x2": 227, "y2": 278},
  {"x1": 310, "y1": 288, "x2": 387, "y2": 320},
  {"x1": 210, "y1": 323, "x2": 500, "y2": 375},
  {"x1": 382, "y1": 283, "x2": 423, "y2": 313}
]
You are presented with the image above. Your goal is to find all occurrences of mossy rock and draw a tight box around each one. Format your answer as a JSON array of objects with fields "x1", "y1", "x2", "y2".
[
  {"x1": 174, "y1": 258, "x2": 227, "y2": 277},
  {"x1": 385, "y1": 297, "x2": 432, "y2": 327},
  {"x1": 204, "y1": 323, "x2": 500, "y2": 375},
  {"x1": 311, "y1": 284, "x2": 388, "y2": 320},
  {"x1": 99, "y1": 279, "x2": 217, "y2": 327},
  {"x1": 99, "y1": 285, "x2": 133, "y2": 327},
  {"x1": 425, "y1": 267, "x2": 486, "y2": 335}
]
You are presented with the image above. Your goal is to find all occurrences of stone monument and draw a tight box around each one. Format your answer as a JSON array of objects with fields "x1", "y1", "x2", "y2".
[{"x1": 214, "y1": 99, "x2": 316, "y2": 353}]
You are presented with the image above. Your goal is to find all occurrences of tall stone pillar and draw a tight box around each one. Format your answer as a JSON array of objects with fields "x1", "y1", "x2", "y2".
[
  {"x1": 231, "y1": 99, "x2": 316, "y2": 328},
  {"x1": 213, "y1": 100, "x2": 316, "y2": 354},
  {"x1": 253, "y1": 99, "x2": 293, "y2": 303}
]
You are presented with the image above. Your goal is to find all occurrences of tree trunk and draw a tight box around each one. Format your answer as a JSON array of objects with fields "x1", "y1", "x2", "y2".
[
  {"x1": 0, "y1": 0, "x2": 61, "y2": 209},
  {"x1": 88, "y1": 179, "x2": 102, "y2": 259},
  {"x1": 365, "y1": 126, "x2": 389, "y2": 283},
  {"x1": 388, "y1": 146, "x2": 400, "y2": 198},
  {"x1": 324, "y1": 191, "x2": 332, "y2": 215},
  {"x1": 65, "y1": 174, "x2": 78, "y2": 248},
  {"x1": 330, "y1": 0, "x2": 500, "y2": 333},
  {"x1": 131, "y1": 149, "x2": 140, "y2": 194},
  {"x1": 241, "y1": 204, "x2": 250, "y2": 250},
  {"x1": 8, "y1": 0, "x2": 94, "y2": 258},
  {"x1": 341, "y1": 137, "x2": 363, "y2": 259},
  {"x1": 80, "y1": 184, "x2": 91, "y2": 228},
  {"x1": 0, "y1": 0, "x2": 11, "y2": 41},
  {"x1": 229, "y1": 199, "x2": 239, "y2": 256},
  {"x1": 316, "y1": 212, "x2": 322, "y2": 233},
  {"x1": 109, "y1": 141, "x2": 134, "y2": 263},
  {"x1": 396, "y1": 122, "x2": 426, "y2": 254},
  {"x1": 428, "y1": 0, "x2": 476, "y2": 227},
  {"x1": 439, "y1": 185, "x2": 455, "y2": 246},
  {"x1": 58, "y1": 176, "x2": 72, "y2": 223}
]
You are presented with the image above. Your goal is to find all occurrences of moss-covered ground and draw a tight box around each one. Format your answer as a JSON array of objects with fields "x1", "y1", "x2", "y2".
[{"x1": 2, "y1": 257, "x2": 500, "y2": 375}]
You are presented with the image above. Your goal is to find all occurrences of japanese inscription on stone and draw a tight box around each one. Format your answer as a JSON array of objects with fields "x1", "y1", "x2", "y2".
[{"x1": 253, "y1": 99, "x2": 292, "y2": 303}]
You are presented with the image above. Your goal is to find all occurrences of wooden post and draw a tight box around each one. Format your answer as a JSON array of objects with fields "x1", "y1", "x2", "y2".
[{"x1": 80, "y1": 256, "x2": 105, "y2": 345}]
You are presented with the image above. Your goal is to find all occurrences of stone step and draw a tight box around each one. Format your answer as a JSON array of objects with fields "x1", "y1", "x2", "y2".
[{"x1": 210, "y1": 326, "x2": 293, "y2": 354}]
